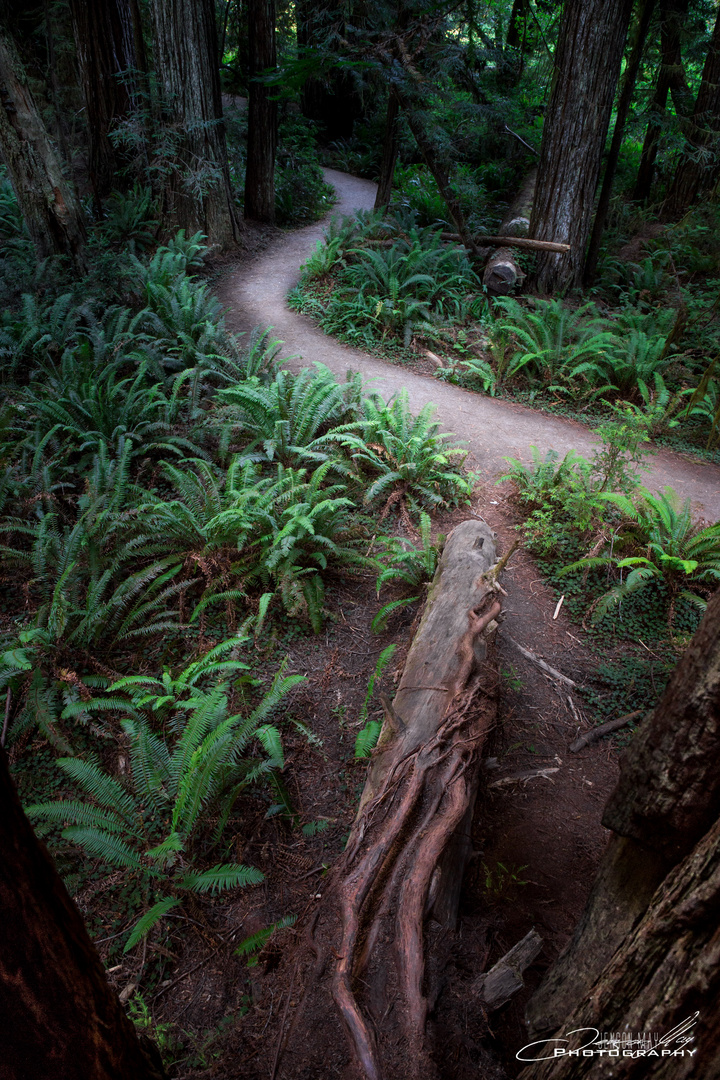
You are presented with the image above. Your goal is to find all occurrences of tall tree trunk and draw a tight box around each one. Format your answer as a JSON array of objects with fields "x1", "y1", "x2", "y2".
[
  {"x1": 525, "y1": 588, "x2": 720, "y2": 1039},
  {"x1": 244, "y1": 0, "x2": 276, "y2": 222},
  {"x1": 529, "y1": 0, "x2": 633, "y2": 293},
  {"x1": 374, "y1": 88, "x2": 400, "y2": 210},
  {"x1": 151, "y1": 0, "x2": 240, "y2": 247},
  {"x1": 506, "y1": 0, "x2": 527, "y2": 49},
  {"x1": 518, "y1": 811, "x2": 720, "y2": 1079},
  {"x1": 0, "y1": 747, "x2": 166, "y2": 1080},
  {"x1": 0, "y1": 22, "x2": 87, "y2": 268},
  {"x1": 665, "y1": 5, "x2": 720, "y2": 217},
  {"x1": 69, "y1": 0, "x2": 140, "y2": 204},
  {"x1": 584, "y1": 0, "x2": 657, "y2": 282},
  {"x1": 633, "y1": 0, "x2": 691, "y2": 203}
]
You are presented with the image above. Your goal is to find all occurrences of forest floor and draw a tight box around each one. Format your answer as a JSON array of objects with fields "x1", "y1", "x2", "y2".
[{"x1": 140, "y1": 170, "x2": 720, "y2": 1076}]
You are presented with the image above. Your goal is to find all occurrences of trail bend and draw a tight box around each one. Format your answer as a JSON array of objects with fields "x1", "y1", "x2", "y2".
[{"x1": 217, "y1": 168, "x2": 720, "y2": 520}]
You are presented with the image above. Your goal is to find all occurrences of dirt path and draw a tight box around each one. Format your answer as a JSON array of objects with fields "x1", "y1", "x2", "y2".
[{"x1": 218, "y1": 167, "x2": 720, "y2": 521}]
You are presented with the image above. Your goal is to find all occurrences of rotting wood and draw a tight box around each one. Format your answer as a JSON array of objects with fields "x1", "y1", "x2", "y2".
[
  {"x1": 473, "y1": 928, "x2": 543, "y2": 1010},
  {"x1": 568, "y1": 710, "x2": 642, "y2": 753},
  {"x1": 483, "y1": 169, "x2": 537, "y2": 296},
  {"x1": 273, "y1": 519, "x2": 508, "y2": 1080}
]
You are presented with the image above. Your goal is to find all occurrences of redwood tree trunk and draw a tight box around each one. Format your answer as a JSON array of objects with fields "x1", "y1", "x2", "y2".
[
  {"x1": 69, "y1": 0, "x2": 141, "y2": 203},
  {"x1": 518, "y1": 812, "x2": 720, "y2": 1079},
  {"x1": 584, "y1": 0, "x2": 657, "y2": 282},
  {"x1": 529, "y1": 0, "x2": 633, "y2": 293},
  {"x1": 0, "y1": 747, "x2": 166, "y2": 1080},
  {"x1": 374, "y1": 88, "x2": 400, "y2": 210},
  {"x1": 244, "y1": 0, "x2": 276, "y2": 223},
  {"x1": 525, "y1": 588, "x2": 720, "y2": 1039},
  {"x1": 151, "y1": 0, "x2": 239, "y2": 247},
  {"x1": 665, "y1": 5, "x2": 720, "y2": 217},
  {"x1": 633, "y1": 0, "x2": 691, "y2": 202},
  {"x1": 0, "y1": 22, "x2": 87, "y2": 268}
]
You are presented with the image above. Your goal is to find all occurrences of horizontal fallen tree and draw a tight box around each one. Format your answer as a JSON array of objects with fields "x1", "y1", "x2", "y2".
[{"x1": 269, "y1": 520, "x2": 510, "y2": 1080}]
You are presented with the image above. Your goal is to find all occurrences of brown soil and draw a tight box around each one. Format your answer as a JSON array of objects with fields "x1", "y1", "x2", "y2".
[{"x1": 93, "y1": 493, "x2": 620, "y2": 1078}]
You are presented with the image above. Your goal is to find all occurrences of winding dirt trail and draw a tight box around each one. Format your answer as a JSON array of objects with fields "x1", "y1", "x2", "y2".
[{"x1": 218, "y1": 167, "x2": 720, "y2": 519}]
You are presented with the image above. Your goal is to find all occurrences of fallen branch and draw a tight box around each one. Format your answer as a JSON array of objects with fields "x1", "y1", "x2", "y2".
[
  {"x1": 488, "y1": 767, "x2": 559, "y2": 789},
  {"x1": 441, "y1": 231, "x2": 570, "y2": 254},
  {"x1": 568, "y1": 711, "x2": 642, "y2": 753},
  {"x1": 506, "y1": 636, "x2": 577, "y2": 689}
]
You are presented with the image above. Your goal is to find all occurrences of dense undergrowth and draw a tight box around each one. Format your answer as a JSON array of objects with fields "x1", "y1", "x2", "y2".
[
  {"x1": 290, "y1": 201, "x2": 720, "y2": 459},
  {"x1": 289, "y1": 198, "x2": 720, "y2": 727},
  {"x1": 0, "y1": 188, "x2": 474, "y2": 988}
]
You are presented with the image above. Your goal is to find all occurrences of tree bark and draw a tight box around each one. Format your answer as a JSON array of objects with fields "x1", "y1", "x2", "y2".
[
  {"x1": 244, "y1": 0, "x2": 276, "y2": 223},
  {"x1": 0, "y1": 746, "x2": 166, "y2": 1080},
  {"x1": 665, "y1": 5, "x2": 720, "y2": 217},
  {"x1": 584, "y1": 0, "x2": 657, "y2": 282},
  {"x1": 529, "y1": 0, "x2": 633, "y2": 293},
  {"x1": 0, "y1": 21, "x2": 87, "y2": 269},
  {"x1": 374, "y1": 88, "x2": 400, "y2": 210},
  {"x1": 151, "y1": 0, "x2": 240, "y2": 247},
  {"x1": 633, "y1": 0, "x2": 691, "y2": 202},
  {"x1": 518, "y1": 813, "x2": 720, "y2": 1079},
  {"x1": 269, "y1": 520, "x2": 504, "y2": 1080},
  {"x1": 525, "y1": 588, "x2": 720, "y2": 1039},
  {"x1": 69, "y1": 0, "x2": 141, "y2": 203}
]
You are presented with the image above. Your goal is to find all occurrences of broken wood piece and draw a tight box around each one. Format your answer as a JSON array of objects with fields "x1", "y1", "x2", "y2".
[
  {"x1": 568, "y1": 711, "x2": 642, "y2": 753},
  {"x1": 441, "y1": 231, "x2": 570, "y2": 254},
  {"x1": 488, "y1": 767, "x2": 559, "y2": 789},
  {"x1": 424, "y1": 349, "x2": 445, "y2": 368},
  {"x1": 553, "y1": 595, "x2": 564, "y2": 620},
  {"x1": 506, "y1": 636, "x2": 576, "y2": 689},
  {"x1": 473, "y1": 928, "x2": 543, "y2": 1010}
]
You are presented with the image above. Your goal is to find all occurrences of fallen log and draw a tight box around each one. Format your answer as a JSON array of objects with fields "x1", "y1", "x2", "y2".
[
  {"x1": 483, "y1": 168, "x2": 537, "y2": 296},
  {"x1": 273, "y1": 519, "x2": 507, "y2": 1080}
]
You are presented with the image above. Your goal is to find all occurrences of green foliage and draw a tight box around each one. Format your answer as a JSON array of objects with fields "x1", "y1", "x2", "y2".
[
  {"x1": 372, "y1": 512, "x2": 442, "y2": 632},
  {"x1": 328, "y1": 390, "x2": 473, "y2": 518},
  {"x1": 355, "y1": 644, "x2": 397, "y2": 759},
  {"x1": 27, "y1": 642, "x2": 303, "y2": 950},
  {"x1": 561, "y1": 487, "x2": 720, "y2": 631},
  {"x1": 234, "y1": 913, "x2": 297, "y2": 966}
]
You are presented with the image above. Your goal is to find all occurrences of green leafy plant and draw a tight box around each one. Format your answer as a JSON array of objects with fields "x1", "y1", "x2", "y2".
[
  {"x1": 329, "y1": 390, "x2": 473, "y2": 518},
  {"x1": 561, "y1": 487, "x2": 720, "y2": 630},
  {"x1": 372, "y1": 512, "x2": 442, "y2": 632},
  {"x1": 27, "y1": 647, "x2": 303, "y2": 952},
  {"x1": 355, "y1": 643, "x2": 397, "y2": 758}
]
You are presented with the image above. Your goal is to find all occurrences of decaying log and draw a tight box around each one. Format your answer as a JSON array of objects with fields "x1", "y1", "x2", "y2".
[
  {"x1": 275, "y1": 519, "x2": 507, "y2": 1080},
  {"x1": 525, "y1": 588, "x2": 720, "y2": 1041},
  {"x1": 483, "y1": 169, "x2": 537, "y2": 296},
  {"x1": 474, "y1": 928, "x2": 543, "y2": 1010}
]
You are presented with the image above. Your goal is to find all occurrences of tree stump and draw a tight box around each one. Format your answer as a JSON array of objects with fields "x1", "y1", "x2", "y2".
[{"x1": 483, "y1": 169, "x2": 536, "y2": 296}]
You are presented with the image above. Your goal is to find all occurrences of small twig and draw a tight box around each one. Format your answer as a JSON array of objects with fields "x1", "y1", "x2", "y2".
[
  {"x1": 506, "y1": 636, "x2": 576, "y2": 688},
  {"x1": 566, "y1": 694, "x2": 584, "y2": 731},
  {"x1": 552, "y1": 595, "x2": 565, "y2": 620},
  {"x1": 569, "y1": 711, "x2": 642, "y2": 753},
  {"x1": 504, "y1": 124, "x2": 539, "y2": 156},
  {"x1": 152, "y1": 949, "x2": 219, "y2": 1001},
  {"x1": 270, "y1": 960, "x2": 299, "y2": 1080},
  {"x1": 1, "y1": 687, "x2": 11, "y2": 748}
]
